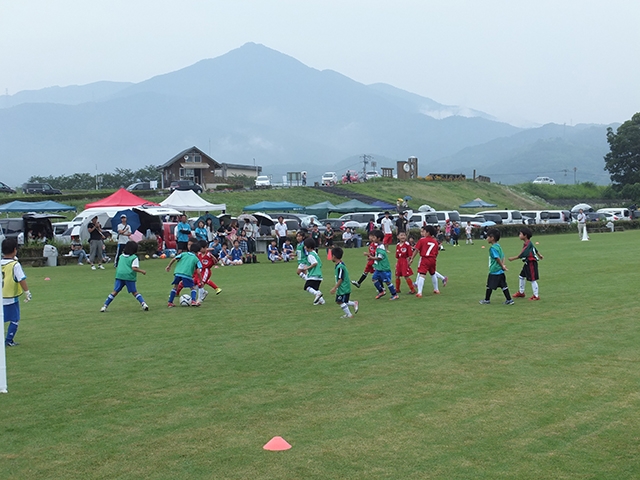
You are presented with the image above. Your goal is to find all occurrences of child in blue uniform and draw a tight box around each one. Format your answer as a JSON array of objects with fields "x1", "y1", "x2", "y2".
[{"x1": 2, "y1": 238, "x2": 31, "y2": 347}]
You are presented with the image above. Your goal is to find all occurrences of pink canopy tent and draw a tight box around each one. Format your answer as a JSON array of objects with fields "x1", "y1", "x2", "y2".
[{"x1": 84, "y1": 188, "x2": 159, "y2": 209}]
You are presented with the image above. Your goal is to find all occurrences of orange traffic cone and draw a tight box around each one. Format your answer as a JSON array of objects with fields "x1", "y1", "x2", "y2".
[{"x1": 327, "y1": 249, "x2": 332, "y2": 261}]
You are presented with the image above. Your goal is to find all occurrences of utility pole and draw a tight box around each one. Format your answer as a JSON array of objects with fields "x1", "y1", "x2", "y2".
[
  {"x1": 573, "y1": 167, "x2": 577, "y2": 184},
  {"x1": 361, "y1": 154, "x2": 372, "y2": 179}
]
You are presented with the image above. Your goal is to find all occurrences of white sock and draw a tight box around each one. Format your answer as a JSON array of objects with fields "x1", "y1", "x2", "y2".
[
  {"x1": 519, "y1": 276, "x2": 525, "y2": 293},
  {"x1": 347, "y1": 301, "x2": 356, "y2": 307},
  {"x1": 341, "y1": 303, "x2": 352, "y2": 316},
  {"x1": 306, "y1": 287, "x2": 318, "y2": 296},
  {"x1": 431, "y1": 274, "x2": 439, "y2": 291},
  {"x1": 435, "y1": 271, "x2": 445, "y2": 280},
  {"x1": 416, "y1": 275, "x2": 424, "y2": 294},
  {"x1": 531, "y1": 281, "x2": 539, "y2": 297}
]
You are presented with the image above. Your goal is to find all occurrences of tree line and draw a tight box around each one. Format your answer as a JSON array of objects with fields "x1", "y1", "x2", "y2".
[{"x1": 28, "y1": 165, "x2": 161, "y2": 190}]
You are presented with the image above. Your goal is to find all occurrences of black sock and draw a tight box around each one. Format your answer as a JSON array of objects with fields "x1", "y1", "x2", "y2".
[
  {"x1": 485, "y1": 289, "x2": 492, "y2": 301},
  {"x1": 357, "y1": 273, "x2": 368, "y2": 285},
  {"x1": 503, "y1": 288, "x2": 512, "y2": 301}
]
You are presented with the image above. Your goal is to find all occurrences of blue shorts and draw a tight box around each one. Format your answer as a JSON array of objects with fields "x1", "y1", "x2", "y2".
[
  {"x1": 3, "y1": 301, "x2": 20, "y2": 323},
  {"x1": 336, "y1": 293, "x2": 351, "y2": 304},
  {"x1": 114, "y1": 279, "x2": 138, "y2": 294},
  {"x1": 372, "y1": 270, "x2": 392, "y2": 284},
  {"x1": 173, "y1": 275, "x2": 194, "y2": 288}
]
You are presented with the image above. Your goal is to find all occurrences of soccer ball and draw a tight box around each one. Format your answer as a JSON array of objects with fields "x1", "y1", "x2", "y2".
[{"x1": 180, "y1": 294, "x2": 192, "y2": 306}]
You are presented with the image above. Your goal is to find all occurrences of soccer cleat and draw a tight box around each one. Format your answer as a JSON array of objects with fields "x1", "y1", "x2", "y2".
[
  {"x1": 390, "y1": 294, "x2": 399, "y2": 301},
  {"x1": 340, "y1": 314, "x2": 354, "y2": 319},
  {"x1": 415, "y1": 293, "x2": 422, "y2": 298},
  {"x1": 442, "y1": 276, "x2": 448, "y2": 287},
  {"x1": 351, "y1": 280, "x2": 361, "y2": 288},
  {"x1": 141, "y1": 302, "x2": 149, "y2": 311},
  {"x1": 529, "y1": 295, "x2": 540, "y2": 301},
  {"x1": 313, "y1": 292, "x2": 324, "y2": 305},
  {"x1": 353, "y1": 301, "x2": 359, "y2": 314},
  {"x1": 167, "y1": 302, "x2": 176, "y2": 308},
  {"x1": 504, "y1": 299, "x2": 515, "y2": 305},
  {"x1": 409, "y1": 290, "x2": 417, "y2": 295},
  {"x1": 215, "y1": 287, "x2": 222, "y2": 295},
  {"x1": 433, "y1": 290, "x2": 440, "y2": 294},
  {"x1": 479, "y1": 299, "x2": 490, "y2": 304},
  {"x1": 375, "y1": 291, "x2": 386, "y2": 299},
  {"x1": 5, "y1": 341, "x2": 19, "y2": 347},
  {"x1": 200, "y1": 290, "x2": 208, "y2": 301},
  {"x1": 91, "y1": 265, "x2": 96, "y2": 270},
  {"x1": 100, "y1": 305, "x2": 107, "y2": 312},
  {"x1": 396, "y1": 290, "x2": 401, "y2": 294},
  {"x1": 513, "y1": 292, "x2": 526, "y2": 298},
  {"x1": 98, "y1": 265, "x2": 105, "y2": 270},
  {"x1": 78, "y1": 262, "x2": 83, "y2": 266},
  {"x1": 191, "y1": 301, "x2": 201, "y2": 307}
]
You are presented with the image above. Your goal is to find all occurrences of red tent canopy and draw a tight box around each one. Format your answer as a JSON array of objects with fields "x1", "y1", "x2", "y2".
[{"x1": 84, "y1": 188, "x2": 159, "y2": 209}]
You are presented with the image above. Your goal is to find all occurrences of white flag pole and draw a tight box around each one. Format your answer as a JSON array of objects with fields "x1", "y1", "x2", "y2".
[{"x1": 0, "y1": 297, "x2": 7, "y2": 393}]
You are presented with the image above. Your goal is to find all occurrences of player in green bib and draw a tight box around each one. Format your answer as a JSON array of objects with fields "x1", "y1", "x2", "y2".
[
  {"x1": 330, "y1": 247, "x2": 359, "y2": 318},
  {"x1": 369, "y1": 230, "x2": 399, "y2": 300},
  {"x1": 295, "y1": 230, "x2": 309, "y2": 280},
  {"x1": 298, "y1": 237, "x2": 325, "y2": 305},
  {"x1": 100, "y1": 241, "x2": 148, "y2": 312}
]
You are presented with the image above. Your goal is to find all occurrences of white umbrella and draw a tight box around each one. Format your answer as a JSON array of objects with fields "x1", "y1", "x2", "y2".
[
  {"x1": 238, "y1": 213, "x2": 257, "y2": 223},
  {"x1": 418, "y1": 204, "x2": 435, "y2": 212},
  {"x1": 343, "y1": 221, "x2": 361, "y2": 229},
  {"x1": 571, "y1": 203, "x2": 593, "y2": 212}
]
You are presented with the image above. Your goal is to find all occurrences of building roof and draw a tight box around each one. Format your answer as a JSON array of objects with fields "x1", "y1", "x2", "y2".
[{"x1": 159, "y1": 146, "x2": 221, "y2": 169}]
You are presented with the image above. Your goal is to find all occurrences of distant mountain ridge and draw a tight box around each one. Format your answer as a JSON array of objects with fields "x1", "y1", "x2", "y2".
[{"x1": 0, "y1": 42, "x2": 613, "y2": 187}]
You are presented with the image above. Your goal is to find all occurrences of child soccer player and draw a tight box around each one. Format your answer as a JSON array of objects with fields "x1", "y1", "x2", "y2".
[
  {"x1": 100, "y1": 240, "x2": 148, "y2": 312},
  {"x1": 282, "y1": 238, "x2": 294, "y2": 262},
  {"x1": 298, "y1": 237, "x2": 325, "y2": 305},
  {"x1": 508, "y1": 227, "x2": 543, "y2": 301},
  {"x1": 166, "y1": 242, "x2": 203, "y2": 307},
  {"x1": 480, "y1": 228, "x2": 514, "y2": 305},
  {"x1": 218, "y1": 243, "x2": 231, "y2": 266},
  {"x1": 229, "y1": 240, "x2": 244, "y2": 265},
  {"x1": 2, "y1": 238, "x2": 31, "y2": 347},
  {"x1": 329, "y1": 247, "x2": 359, "y2": 318},
  {"x1": 369, "y1": 230, "x2": 399, "y2": 300},
  {"x1": 395, "y1": 232, "x2": 416, "y2": 294},
  {"x1": 295, "y1": 231, "x2": 308, "y2": 279},
  {"x1": 351, "y1": 230, "x2": 378, "y2": 288},
  {"x1": 465, "y1": 221, "x2": 474, "y2": 245},
  {"x1": 268, "y1": 240, "x2": 283, "y2": 262},
  {"x1": 197, "y1": 240, "x2": 222, "y2": 300},
  {"x1": 410, "y1": 225, "x2": 441, "y2": 298}
]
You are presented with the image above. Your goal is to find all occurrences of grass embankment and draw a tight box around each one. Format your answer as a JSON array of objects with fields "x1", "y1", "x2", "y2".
[{"x1": 2, "y1": 230, "x2": 640, "y2": 478}]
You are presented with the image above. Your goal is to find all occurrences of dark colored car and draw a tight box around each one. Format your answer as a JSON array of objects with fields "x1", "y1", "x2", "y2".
[
  {"x1": 0, "y1": 181, "x2": 16, "y2": 194},
  {"x1": 169, "y1": 180, "x2": 203, "y2": 194},
  {"x1": 22, "y1": 182, "x2": 62, "y2": 195}
]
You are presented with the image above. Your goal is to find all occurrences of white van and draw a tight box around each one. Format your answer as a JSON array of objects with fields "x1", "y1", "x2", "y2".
[
  {"x1": 433, "y1": 210, "x2": 461, "y2": 227},
  {"x1": 477, "y1": 210, "x2": 524, "y2": 225},
  {"x1": 408, "y1": 211, "x2": 439, "y2": 228},
  {"x1": 543, "y1": 210, "x2": 572, "y2": 224},
  {"x1": 596, "y1": 208, "x2": 630, "y2": 221},
  {"x1": 338, "y1": 211, "x2": 385, "y2": 229},
  {"x1": 520, "y1": 211, "x2": 544, "y2": 224}
]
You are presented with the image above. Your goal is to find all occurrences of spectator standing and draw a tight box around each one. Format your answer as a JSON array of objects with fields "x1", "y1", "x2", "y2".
[
  {"x1": 395, "y1": 211, "x2": 408, "y2": 235},
  {"x1": 87, "y1": 215, "x2": 106, "y2": 270},
  {"x1": 176, "y1": 215, "x2": 192, "y2": 253},
  {"x1": 577, "y1": 209, "x2": 587, "y2": 240},
  {"x1": 115, "y1": 214, "x2": 132, "y2": 267},
  {"x1": 274, "y1": 216, "x2": 288, "y2": 250}
]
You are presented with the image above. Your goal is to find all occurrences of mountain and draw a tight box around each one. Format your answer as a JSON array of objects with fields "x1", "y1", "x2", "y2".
[{"x1": 0, "y1": 42, "x2": 612, "y2": 187}]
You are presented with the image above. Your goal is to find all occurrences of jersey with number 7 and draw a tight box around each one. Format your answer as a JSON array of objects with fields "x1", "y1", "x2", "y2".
[{"x1": 415, "y1": 236, "x2": 439, "y2": 275}]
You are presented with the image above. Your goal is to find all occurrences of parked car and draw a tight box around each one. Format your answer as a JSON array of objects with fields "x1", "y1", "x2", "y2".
[
  {"x1": 0, "y1": 218, "x2": 25, "y2": 241},
  {"x1": 126, "y1": 181, "x2": 151, "y2": 191},
  {"x1": 408, "y1": 212, "x2": 439, "y2": 229},
  {"x1": 365, "y1": 171, "x2": 381, "y2": 180},
  {"x1": 477, "y1": 210, "x2": 523, "y2": 225},
  {"x1": 169, "y1": 180, "x2": 203, "y2": 194},
  {"x1": 254, "y1": 175, "x2": 271, "y2": 189},
  {"x1": 458, "y1": 215, "x2": 487, "y2": 228},
  {"x1": 22, "y1": 182, "x2": 62, "y2": 195},
  {"x1": 342, "y1": 170, "x2": 359, "y2": 183},
  {"x1": 0, "y1": 181, "x2": 16, "y2": 194},
  {"x1": 338, "y1": 211, "x2": 385, "y2": 229},
  {"x1": 532, "y1": 176, "x2": 556, "y2": 185},
  {"x1": 321, "y1": 172, "x2": 338, "y2": 186},
  {"x1": 596, "y1": 208, "x2": 630, "y2": 221}
]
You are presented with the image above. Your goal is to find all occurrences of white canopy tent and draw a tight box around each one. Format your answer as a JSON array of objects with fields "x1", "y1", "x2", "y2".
[{"x1": 159, "y1": 190, "x2": 226, "y2": 212}]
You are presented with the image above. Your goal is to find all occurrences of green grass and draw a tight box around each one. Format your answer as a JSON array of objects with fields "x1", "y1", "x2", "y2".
[{"x1": 3, "y1": 230, "x2": 640, "y2": 478}]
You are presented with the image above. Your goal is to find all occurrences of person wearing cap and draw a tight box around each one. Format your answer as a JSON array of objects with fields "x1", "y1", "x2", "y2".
[
  {"x1": 115, "y1": 214, "x2": 132, "y2": 267},
  {"x1": 87, "y1": 215, "x2": 106, "y2": 270}
]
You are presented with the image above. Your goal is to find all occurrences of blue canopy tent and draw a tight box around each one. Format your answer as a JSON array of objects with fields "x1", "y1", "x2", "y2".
[
  {"x1": 242, "y1": 201, "x2": 305, "y2": 212},
  {"x1": 371, "y1": 200, "x2": 396, "y2": 210},
  {"x1": 459, "y1": 198, "x2": 497, "y2": 208},
  {"x1": 0, "y1": 200, "x2": 76, "y2": 213}
]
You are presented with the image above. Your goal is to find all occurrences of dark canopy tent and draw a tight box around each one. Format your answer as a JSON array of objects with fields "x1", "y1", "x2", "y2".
[
  {"x1": 243, "y1": 201, "x2": 305, "y2": 212},
  {"x1": 371, "y1": 200, "x2": 396, "y2": 210},
  {"x1": 331, "y1": 199, "x2": 377, "y2": 213},
  {"x1": 0, "y1": 200, "x2": 76, "y2": 212},
  {"x1": 459, "y1": 198, "x2": 497, "y2": 208},
  {"x1": 304, "y1": 201, "x2": 338, "y2": 219}
]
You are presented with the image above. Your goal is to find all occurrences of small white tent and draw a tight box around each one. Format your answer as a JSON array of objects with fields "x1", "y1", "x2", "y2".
[{"x1": 160, "y1": 190, "x2": 226, "y2": 212}]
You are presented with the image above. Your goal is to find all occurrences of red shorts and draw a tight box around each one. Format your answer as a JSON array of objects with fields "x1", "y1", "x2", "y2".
[
  {"x1": 364, "y1": 260, "x2": 375, "y2": 274},
  {"x1": 418, "y1": 257, "x2": 436, "y2": 276},
  {"x1": 383, "y1": 233, "x2": 393, "y2": 245},
  {"x1": 395, "y1": 258, "x2": 413, "y2": 277},
  {"x1": 201, "y1": 268, "x2": 212, "y2": 284}
]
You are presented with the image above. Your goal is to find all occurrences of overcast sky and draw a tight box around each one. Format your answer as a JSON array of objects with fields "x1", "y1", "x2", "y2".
[{"x1": 1, "y1": 0, "x2": 638, "y2": 126}]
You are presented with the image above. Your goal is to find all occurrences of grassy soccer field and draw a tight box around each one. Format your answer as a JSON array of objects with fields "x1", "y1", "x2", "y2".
[{"x1": 2, "y1": 231, "x2": 640, "y2": 479}]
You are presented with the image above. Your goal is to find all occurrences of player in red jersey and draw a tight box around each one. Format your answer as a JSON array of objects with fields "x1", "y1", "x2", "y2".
[
  {"x1": 395, "y1": 231, "x2": 416, "y2": 294},
  {"x1": 175, "y1": 240, "x2": 221, "y2": 301},
  {"x1": 410, "y1": 225, "x2": 441, "y2": 298},
  {"x1": 351, "y1": 231, "x2": 378, "y2": 288}
]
